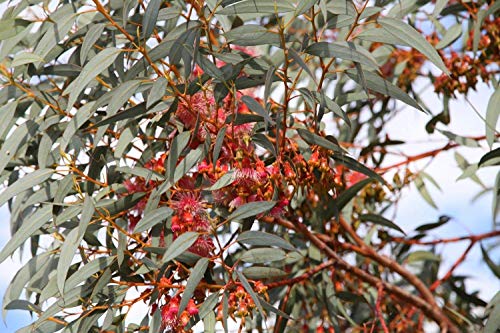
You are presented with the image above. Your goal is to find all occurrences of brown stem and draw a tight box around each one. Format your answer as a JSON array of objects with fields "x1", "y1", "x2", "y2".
[{"x1": 268, "y1": 217, "x2": 459, "y2": 333}]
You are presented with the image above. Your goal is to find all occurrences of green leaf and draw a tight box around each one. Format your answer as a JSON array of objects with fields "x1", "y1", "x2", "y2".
[
  {"x1": 333, "y1": 153, "x2": 386, "y2": 185},
  {"x1": 359, "y1": 214, "x2": 406, "y2": 235},
  {"x1": 57, "y1": 196, "x2": 94, "y2": 293},
  {"x1": 313, "y1": 91, "x2": 351, "y2": 127},
  {"x1": 196, "y1": 53, "x2": 224, "y2": 81},
  {"x1": 414, "y1": 174, "x2": 438, "y2": 209},
  {"x1": 345, "y1": 68, "x2": 423, "y2": 111},
  {"x1": 5, "y1": 299, "x2": 41, "y2": 312},
  {"x1": 0, "y1": 206, "x2": 51, "y2": 264},
  {"x1": 237, "y1": 231, "x2": 296, "y2": 251},
  {"x1": 378, "y1": 17, "x2": 449, "y2": 75},
  {"x1": 115, "y1": 166, "x2": 163, "y2": 181},
  {"x1": 493, "y1": 172, "x2": 500, "y2": 225},
  {"x1": 407, "y1": 251, "x2": 441, "y2": 263},
  {"x1": 167, "y1": 131, "x2": 191, "y2": 181},
  {"x1": 304, "y1": 42, "x2": 378, "y2": 68},
  {"x1": 432, "y1": 0, "x2": 448, "y2": 17},
  {"x1": 60, "y1": 102, "x2": 96, "y2": 152},
  {"x1": 235, "y1": 270, "x2": 264, "y2": 315},
  {"x1": 485, "y1": 86, "x2": 500, "y2": 148},
  {"x1": 436, "y1": 23, "x2": 462, "y2": 49},
  {"x1": 207, "y1": 171, "x2": 236, "y2": 191},
  {"x1": 241, "y1": 96, "x2": 275, "y2": 125},
  {"x1": 481, "y1": 245, "x2": 500, "y2": 279},
  {"x1": 133, "y1": 207, "x2": 173, "y2": 233},
  {"x1": 438, "y1": 130, "x2": 480, "y2": 148},
  {"x1": 147, "y1": 77, "x2": 168, "y2": 108},
  {"x1": 484, "y1": 291, "x2": 500, "y2": 333},
  {"x1": 11, "y1": 52, "x2": 44, "y2": 67},
  {"x1": 63, "y1": 48, "x2": 121, "y2": 110},
  {"x1": 258, "y1": 296, "x2": 293, "y2": 320},
  {"x1": 97, "y1": 192, "x2": 146, "y2": 216},
  {"x1": 0, "y1": 102, "x2": 17, "y2": 142},
  {"x1": 213, "y1": 126, "x2": 227, "y2": 166},
  {"x1": 224, "y1": 25, "x2": 281, "y2": 46},
  {"x1": 217, "y1": 0, "x2": 295, "y2": 15},
  {"x1": 479, "y1": 148, "x2": 500, "y2": 168},
  {"x1": 0, "y1": 119, "x2": 39, "y2": 175},
  {"x1": 106, "y1": 80, "x2": 142, "y2": 116},
  {"x1": 227, "y1": 201, "x2": 276, "y2": 221},
  {"x1": 0, "y1": 168, "x2": 53, "y2": 207},
  {"x1": 198, "y1": 292, "x2": 220, "y2": 321},
  {"x1": 179, "y1": 258, "x2": 209, "y2": 315},
  {"x1": 415, "y1": 216, "x2": 451, "y2": 232},
  {"x1": 142, "y1": 0, "x2": 162, "y2": 39},
  {"x1": 242, "y1": 267, "x2": 287, "y2": 279},
  {"x1": 240, "y1": 248, "x2": 286, "y2": 263},
  {"x1": 297, "y1": 129, "x2": 345, "y2": 154},
  {"x1": 335, "y1": 178, "x2": 372, "y2": 211},
  {"x1": 80, "y1": 23, "x2": 105, "y2": 63},
  {"x1": 356, "y1": 27, "x2": 410, "y2": 46},
  {"x1": 65, "y1": 257, "x2": 116, "y2": 293},
  {"x1": 163, "y1": 232, "x2": 199, "y2": 263}
]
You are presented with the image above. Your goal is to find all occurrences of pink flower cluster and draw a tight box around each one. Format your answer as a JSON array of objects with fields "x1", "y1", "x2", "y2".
[{"x1": 160, "y1": 295, "x2": 198, "y2": 332}]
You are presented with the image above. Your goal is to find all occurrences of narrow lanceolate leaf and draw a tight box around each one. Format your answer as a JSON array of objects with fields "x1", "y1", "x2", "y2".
[
  {"x1": 167, "y1": 131, "x2": 191, "y2": 181},
  {"x1": 407, "y1": 251, "x2": 441, "y2": 263},
  {"x1": 178, "y1": 258, "x2": 209, "y2": 315},
  {"x1": 0, "y1": 120, "x2": 39, "y2": 175},
  {"x1": 378, "y1": 17, "x2": 449, "y2": 75},
  {"x1": 0, "y1": 206, "x2": 51, "y2": 264},
  {"x1": 438, "y1": 130, "x2": 480, "y2": 148},
  {"x1": 288, "y1": 48, "x2": 317, "y2": 85},
  {"x1": 147, "y1": 77, "x2": 168, "y2": 108},
  {"x1": 105, "y1": 80, "x2": 142, "y2": 116},
  {"x1": 57, "y1": 196, "x2": 94, "y2": 294},
  {"x1": 436, "y1": 23, "x2": 462, "y2": 49},
  {"x1": 63, "y1": 48, "x2": 121, "y2": 110},
  {"x1": 359, "y1": 214, "x2": 406, "y2": 235},
  {"x1": 11, "y1": 52, "x2": 45, "y2": 67},
  {"x1": 0, "y1": 169, "x2": 54, "y2": 207},
  {"x1": 485, "y1": 86, "x2": 500, "y2": 148},
  {"x1": 163, "y1": 232, "x2": 199, "y2": 263},
  {"x1": 237, "y1": 231, "x2": 296, "y2": 251},
  {"x1": 297, "y1": 129, "x2": 345, "y2": 154},
  {"x1": 481, "y1": 245, "x2": 500, "y2": 279},
  {"x1": 207, "y1": 171, "x2": 236, "y2": 191},
  {"x1": 240, "y1": 248, "x2": 286, "y2": 263},
  {"x1": 142, "y1": 0, "x2": 162, "y2": 39},
  {"x1": 241, "y1": 96, "x2": 275, "y2": 125},
  {"x1": 133, "y1": 207, "x2": 173, "y2": 233},
  {"x1": 217, "y1": 0, "x2": 295, "y2": 15},
  {"x1": 336, "y1": 178, "x2": 372, "y2": 211},
  {"x1": 80, "y1": 23, "x2": 105, "y2": 63},
  {"x1": 227, "y1": 201, "x2": 276, "y2": 221},
  {"x1": 333, "y1": 153, "x2": 386, "y2": 185},
  {"x1": 345, "y1": 69, "x2": 423, "y2": 111},
  {"x1": 236, "y1": 270, "x2": 264, "y2": 316},
  {"x1": 415, "y1": 174, "x2": 437, "y2": 209},
  {"x1": 304, "y1": 42, "x2": 378, "y2": 68},
  {"x1": 60, "y1": 102, "x2": 96, "y2": 152},
  {"x1": 493, "y1": 172, "x2": 500, "y2": 225},
  {"x1": 479, "y1": 148, "x2": 500, "y2": 168}
]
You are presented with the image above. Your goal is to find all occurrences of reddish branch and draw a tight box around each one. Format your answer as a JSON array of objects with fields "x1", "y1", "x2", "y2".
[
  {"x1": 390, "y1": 229, "x2": 500, "y2": 245},
  {"x1": 266, "y1": 259, "x2": 336, "y2": 289},
  {"x1": 376, "y1": 134, "x2": 494, "y2": 173},
  {"x1": 265, "y1": 216, "x2": 459, "y2": 333}
]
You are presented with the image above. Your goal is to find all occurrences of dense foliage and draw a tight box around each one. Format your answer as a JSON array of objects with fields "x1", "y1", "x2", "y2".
[{"x1": 0, "y1": 0, "x2": 499, "y2": 332}]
